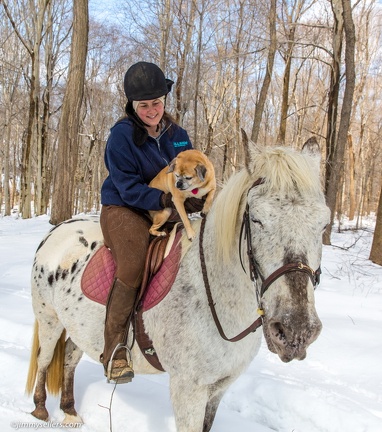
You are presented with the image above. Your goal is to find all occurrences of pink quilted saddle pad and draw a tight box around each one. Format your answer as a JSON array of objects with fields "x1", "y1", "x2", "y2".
[{"x1": 81, "y1": 233, "x2": 181, "y2": 311}]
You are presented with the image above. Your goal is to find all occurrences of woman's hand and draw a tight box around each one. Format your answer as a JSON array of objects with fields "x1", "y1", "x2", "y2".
[{"x1": 161, "y1": 193, "x2": 205, "y2": 213}]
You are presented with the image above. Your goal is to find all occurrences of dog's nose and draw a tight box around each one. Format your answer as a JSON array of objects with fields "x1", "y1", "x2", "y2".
[{"x1": 176, "y1": 180, "x2": 185, "y2": 189}]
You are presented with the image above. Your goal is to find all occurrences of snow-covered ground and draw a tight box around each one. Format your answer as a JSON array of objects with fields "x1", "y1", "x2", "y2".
[{"x1": 0, "y1": 214, "x2": 381, "y2": 432}]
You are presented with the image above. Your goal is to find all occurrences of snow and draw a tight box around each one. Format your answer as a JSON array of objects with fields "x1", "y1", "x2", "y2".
[{"x1": 0, "y1": 214, "x2": 381, "y2": 432}]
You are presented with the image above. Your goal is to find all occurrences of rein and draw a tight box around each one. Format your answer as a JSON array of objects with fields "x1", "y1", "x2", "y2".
[
  {"x1": 199, "y1": 177, "x2": 321, "y2": 343},
  {"x1": 199, "y1": 216, "x2": 262, "y2": 342}
]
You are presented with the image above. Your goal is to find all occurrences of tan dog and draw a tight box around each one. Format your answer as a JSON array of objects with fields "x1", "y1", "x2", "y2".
[{"x1": 149, "y1": 149, "x2": 216, "y2": 241}]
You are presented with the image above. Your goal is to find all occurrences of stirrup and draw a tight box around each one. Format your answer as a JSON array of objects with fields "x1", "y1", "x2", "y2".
[{"x1": 106, "y1": 343, "x2": 134, "y2": 384}]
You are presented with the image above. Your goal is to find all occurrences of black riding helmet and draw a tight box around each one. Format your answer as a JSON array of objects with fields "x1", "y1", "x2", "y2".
[{"x1": 124, "y1": 62, "x2": 174, "y2": 101}]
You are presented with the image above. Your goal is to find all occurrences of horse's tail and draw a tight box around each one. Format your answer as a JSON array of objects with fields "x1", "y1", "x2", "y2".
[{"x1": 25, "y1": 320, "x2": 66, "y2": 396}]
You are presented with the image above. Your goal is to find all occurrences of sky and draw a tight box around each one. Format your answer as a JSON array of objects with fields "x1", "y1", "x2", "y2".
[{"x1": 0, "y1": 214, "x2": 381, "y2": 432}]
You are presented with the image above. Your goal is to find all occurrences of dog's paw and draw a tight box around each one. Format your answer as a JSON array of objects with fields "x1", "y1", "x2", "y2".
[
  {"x1": 186, "y1": 229, "x2": 196, "y2": 241},
  {"x1": 149, "y1": 228, "x2": 167, "y2": 237}
]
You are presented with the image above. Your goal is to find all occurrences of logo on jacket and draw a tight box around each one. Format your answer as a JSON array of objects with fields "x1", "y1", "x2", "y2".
[{"x1": 173, "y1": 141, "x2": 188, "y2": 148}]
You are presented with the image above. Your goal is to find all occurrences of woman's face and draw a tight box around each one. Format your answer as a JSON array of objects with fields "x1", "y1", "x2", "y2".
[{"x1": 135, "y1": 99, "x2": 165, "y2": 130}]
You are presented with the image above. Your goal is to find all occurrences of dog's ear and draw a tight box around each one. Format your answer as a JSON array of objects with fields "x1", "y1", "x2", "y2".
[
  {"x1": 167, "y1": 158, "x2": 177, "y2": 173},
  {"x1": 195, "y1": 164, "x2": 207, "y2": 181}
]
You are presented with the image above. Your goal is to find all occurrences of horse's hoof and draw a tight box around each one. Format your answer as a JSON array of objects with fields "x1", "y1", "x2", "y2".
[
  {"x1": 31, "y1": 407, "x2": 49, "y2": 421},
  {"x1": 62, "y1": 413, "x2": 83, "y2": 425}
]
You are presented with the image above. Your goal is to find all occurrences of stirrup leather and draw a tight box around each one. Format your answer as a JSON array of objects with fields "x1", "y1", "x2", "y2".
[{"x1": 106, "y1": 343, "x2": 134, "y2": 384}]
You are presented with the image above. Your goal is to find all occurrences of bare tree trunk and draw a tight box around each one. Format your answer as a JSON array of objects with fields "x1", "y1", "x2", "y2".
[
  {"x1": 324, "y1": 0, "x2": 343, "y2": 197},
  {"x1": 50, "y1": 0, "x2": 89, "y2": 224},
  {"x1": 323, "y1": 0, "x2": 356, "y2": 245},
  {"x1": 35, "y1": 0, "x2": 55, "y2": 216},
  {"x1": 276, "y1": 37, "x2": 293, "y2": 145},
  {"x1": 175, "y1": 0, "x2": 196, "y2": 124},
  {"x1": 251, "y1": 0, "x2": 277, "y2": 144},
  {"x1": 158, "y1": 0, "x2": 171, "y2": 70},
  {"x1": 347, "y1": 134, "x2": 356, "y2": 220},
  {"x1": 193, "y1": 2, "x2": 205, "y2": 144},
  {"x1": 369, "y1": 182, "x2": 382, "y2": 265},
  {"x1": 3, "y1": 99, "x2": 14, "y2": 215},
  {"x1": 2, "y1": 0, "x2": 50, "y2": 218}
]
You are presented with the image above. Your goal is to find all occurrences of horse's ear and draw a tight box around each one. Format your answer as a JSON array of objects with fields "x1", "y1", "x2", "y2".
[
  {"x1": 241, "y1": 128, "x2": 252, "y2": 173},
  {"x1": 302, "y1": 136, "x2": 320, "y2": 158}
]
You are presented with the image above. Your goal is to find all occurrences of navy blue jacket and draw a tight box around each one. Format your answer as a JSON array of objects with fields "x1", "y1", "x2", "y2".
[{"x1": 101, "y1": 118, "x2": 192, "y2": 211}]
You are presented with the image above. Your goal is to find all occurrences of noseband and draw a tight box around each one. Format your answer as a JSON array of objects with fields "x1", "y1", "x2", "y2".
[{"x1": 199, "y1": 177, "x2": 321, "y2": 343}]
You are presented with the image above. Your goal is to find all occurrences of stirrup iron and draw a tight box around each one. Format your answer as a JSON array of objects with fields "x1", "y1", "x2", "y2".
[{"x1": 106, "y1": 343, "x2": 134, "y2": 384}]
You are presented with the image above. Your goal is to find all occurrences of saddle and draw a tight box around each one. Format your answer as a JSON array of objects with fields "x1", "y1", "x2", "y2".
[{"x1": 81, "y1": 227, "x2": 182, "y2": 372}]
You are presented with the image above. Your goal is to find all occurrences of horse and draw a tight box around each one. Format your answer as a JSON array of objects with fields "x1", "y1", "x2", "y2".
[{"x1": 25, "y1": 139, "x2": 330, "y2": 432}]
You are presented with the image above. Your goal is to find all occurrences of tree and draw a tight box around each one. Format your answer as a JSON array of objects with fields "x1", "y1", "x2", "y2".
[
  {"x1": 250, "y1": 0, "x2": 277, "y2": 144},
  {"x1": 369, "y1": 183, "x2": 382, "y2": 265},
  {"x1": 323, "y1": 0, "x2": 356, "y2": 245},
  {"x1": 2, "y1": 0, "x2": 51, "y2": 218},
  {"x1": 276, "y1": 0, "x2": 315, "y2": 145},
  {"x1": 50, "y1": 0, "x2": 89, "y2": 225}
]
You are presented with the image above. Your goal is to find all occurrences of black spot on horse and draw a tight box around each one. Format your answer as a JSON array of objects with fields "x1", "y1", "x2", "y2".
[
  {"x1": 78, "y1": 296, "x2": 83, "y2": 301},
  {"x1": 67, "y1": 288, "x2": 71, "y2": 294},
  {"x1": 55, "y1": 267, "x2": 62, "y2": 281},
  {"x1": 62, "y1": 269, "x2": 69, "y2": 280},
  {"x1": 79, "y1": 236, "x2": 88, "y2": 247},
  {"x1": 71, "y1": 261, "x2": 78, "y2": 274},
  {"x1": 48, "y1": 274, "x2": 54, "y2": 286},
  {"x1": 91, "y1": 241, "x2": 97, "y2": 250}
]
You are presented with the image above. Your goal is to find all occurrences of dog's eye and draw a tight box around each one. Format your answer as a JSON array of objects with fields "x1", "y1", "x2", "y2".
[{"x1": 185, "y1": 176, "x2": 193, "y2": 180}]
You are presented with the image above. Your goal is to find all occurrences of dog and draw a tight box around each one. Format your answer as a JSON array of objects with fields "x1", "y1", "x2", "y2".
[{"x1": 149, "y1": 149, "x2": 216, "y2": 241}]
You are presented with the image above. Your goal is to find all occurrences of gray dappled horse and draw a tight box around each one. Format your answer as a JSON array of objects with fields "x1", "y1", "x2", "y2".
[{"x1": 26, "y1": 140, "x2": 330, "y2": 432}]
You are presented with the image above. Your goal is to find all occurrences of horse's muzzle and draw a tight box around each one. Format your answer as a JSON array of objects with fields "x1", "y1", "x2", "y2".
[{"x1": 263, "y1": 317, "x2": 322, "y2": 363}]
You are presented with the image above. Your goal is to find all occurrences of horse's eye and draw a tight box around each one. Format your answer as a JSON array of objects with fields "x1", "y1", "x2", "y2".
[{"x1": 251, "y1": 217, "x2": 263, "y2": 228}]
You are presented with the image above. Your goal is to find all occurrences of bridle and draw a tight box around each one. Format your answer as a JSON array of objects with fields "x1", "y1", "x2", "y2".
[{"x1": 199, "y1": 177, "x2": 321, "y2": 343}]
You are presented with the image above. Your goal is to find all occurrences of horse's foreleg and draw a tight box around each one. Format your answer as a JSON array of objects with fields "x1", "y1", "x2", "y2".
[
  {"x1": 203, "y1": 392, "x2": 224, "y2": 432},
  {"x1": 203, "y1": 377, "x2": 233, "y2": 432},
  {"x1": 170, "y1": 377, "x2": 209, "y2": 432},
  {"x1": 60, "y1": 338, "x2": 84, "y2": 425}
]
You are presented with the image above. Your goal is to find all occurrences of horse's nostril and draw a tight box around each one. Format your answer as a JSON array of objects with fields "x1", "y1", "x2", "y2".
[{"x1": 271, "y1": 322, "x2": 287, "y2": 343}]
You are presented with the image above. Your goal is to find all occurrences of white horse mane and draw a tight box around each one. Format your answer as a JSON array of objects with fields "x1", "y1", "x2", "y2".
[{"x1": 213, "y1": 145, "x2": 323, "y2": 262}]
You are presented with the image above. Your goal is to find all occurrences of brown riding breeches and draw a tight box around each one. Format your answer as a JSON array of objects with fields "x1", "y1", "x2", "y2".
[{"x1": 100, "y1": 205, "x2": 151, "y2": 288}]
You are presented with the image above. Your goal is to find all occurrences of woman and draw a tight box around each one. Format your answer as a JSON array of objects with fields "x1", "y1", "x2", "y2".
[{"x1": 100, "y1": 61, "x2": 203, "y2": 383}]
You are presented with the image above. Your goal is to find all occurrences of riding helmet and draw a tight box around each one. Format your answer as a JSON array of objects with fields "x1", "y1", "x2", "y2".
[{"x1": 124, "y1": 62, "x2": 174, "y2": 101}]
